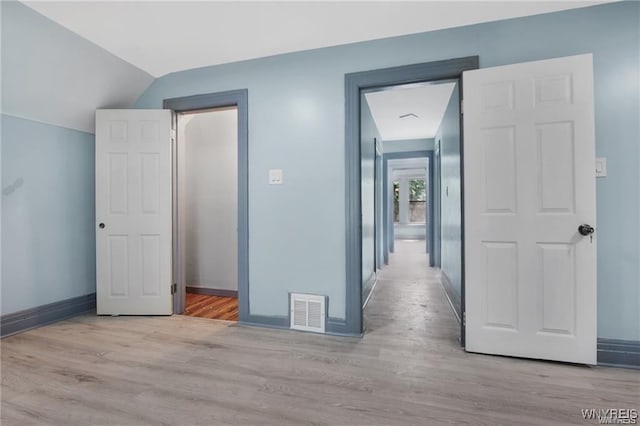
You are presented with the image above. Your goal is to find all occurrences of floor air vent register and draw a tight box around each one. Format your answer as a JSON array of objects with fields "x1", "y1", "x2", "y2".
[{"x1": 290, "y1": 293, "x2": 326, "y2": 333}]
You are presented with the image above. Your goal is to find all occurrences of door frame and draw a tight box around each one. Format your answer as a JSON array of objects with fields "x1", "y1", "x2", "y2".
[
  {"x1": 163, "y1": 90, "x2": 249, "y2": 322},
  {"x1": 375, "y1": 138, "x2": 384, "y2": 270},
  {"x1": 433, "y1": 139, "x2": 442, "y2": 268},
  {"x1": 373, "y1": 137, "x2": 378, "y2": 272},
  {"x1": 383, "y1": 151, "x2": 433, "y2": 264},
  {"x1": 344, "y1": 56, "x2": 478, "y2": 337}
]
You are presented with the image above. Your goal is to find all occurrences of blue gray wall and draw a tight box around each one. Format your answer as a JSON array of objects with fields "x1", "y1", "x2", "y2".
[
  {"x1": 1, "y1": 2, "x2": 153, "y2": 315},
  {"x1": 361, "y1": 96, "x2": 381, "y2": 298},
  {"x1": 1, "y1": 2, "x2": 637, "y2": 341},
  {"x1": 1, "y1": 2, "x2": 153, "y2": 133},
  {"x1": 435, "y1": 84, "x2": 462, "y2": 309},
  {"x1": 135, "y1": 1, "x2": 639, "y2": 339},
  {"x1": 1, "y1": 115, "x2": 96, "y2": 315}
]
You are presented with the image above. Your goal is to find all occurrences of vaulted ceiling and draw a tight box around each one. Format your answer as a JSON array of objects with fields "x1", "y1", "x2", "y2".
[{"x1": 5, "y1": 1, "x2": 610, "y2": 133}]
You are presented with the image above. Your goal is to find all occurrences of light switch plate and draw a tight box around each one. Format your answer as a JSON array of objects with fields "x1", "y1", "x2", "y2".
[
  {"x1": 596, "y1": 157, "x2": 607, "y2": 177},
  {"x1": 269, "y1": 169, "x2": 283, "y2": 185}
]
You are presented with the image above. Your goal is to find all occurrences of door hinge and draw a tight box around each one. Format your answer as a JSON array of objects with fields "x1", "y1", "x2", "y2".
[
  {"x1": 463, "y1": 312, "x2": 466, "y2": 326},
  {"x1": 460, "y1": 100, "x2": 464, "y2": 115},
  {"x1": 171, "y1": 283, "x2": 177, "y2": 295}
]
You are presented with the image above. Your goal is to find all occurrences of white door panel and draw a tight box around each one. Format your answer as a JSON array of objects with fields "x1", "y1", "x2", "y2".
[
  {"x1": 464, "y1": 54, "x2": 597, "y2": 364},
  {"x1": 96, "y1": 110, "x2": 173, "y2": 315}
]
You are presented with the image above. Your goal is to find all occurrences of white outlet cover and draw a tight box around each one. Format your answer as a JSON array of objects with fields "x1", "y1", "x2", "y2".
[
  {"x1": 269, "y1": 169, "x2": 283, "y2": 184},
  {"x1": 596, "y1": 157, "x2": 607, "y2": 177}
]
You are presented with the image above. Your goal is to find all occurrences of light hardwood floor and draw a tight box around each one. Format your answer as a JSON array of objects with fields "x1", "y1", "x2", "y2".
[
  {"x1": 2, "y1": 240, "x2": 638, "y2": 425},
  {"x1": 184, "y1": 293, "x2": 239, "y2": 321}
]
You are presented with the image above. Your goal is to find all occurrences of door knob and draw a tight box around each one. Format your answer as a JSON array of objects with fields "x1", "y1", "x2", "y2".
[
  {"x1": 99, "y1": 223, "x2": 105, "y2": 229},
  {"x1": 578, "y1": 224, "x2": 594, "y2": 236}
]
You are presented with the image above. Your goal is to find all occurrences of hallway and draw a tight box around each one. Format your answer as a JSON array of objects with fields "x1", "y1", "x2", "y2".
[{"x1": 365, "y1": 240, "x2": 459, "y2": 346}]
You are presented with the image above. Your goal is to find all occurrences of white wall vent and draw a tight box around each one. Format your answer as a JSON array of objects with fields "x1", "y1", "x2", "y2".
[{"x1": 290, "y1": 293, "x2": 326, "y2": 333}]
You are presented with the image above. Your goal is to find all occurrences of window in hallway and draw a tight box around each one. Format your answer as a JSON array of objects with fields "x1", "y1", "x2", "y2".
[
  {"x1": 394, "y1": 177, "x2": 426, "y2": 224},
  {"x1": 409, "y1": 178, "x2": 426, "y2": 223},
  {"x1": 393, "y1": 180, "x2": 400, "y2": 222}
]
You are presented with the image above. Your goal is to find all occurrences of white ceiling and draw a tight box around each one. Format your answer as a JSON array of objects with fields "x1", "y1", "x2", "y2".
[
  {"x1": 365, "y1": 82, "x2": 456, "y2": 140},
  {"x1": 23, "y1": 1, "x2": 608, "y2": 77}
]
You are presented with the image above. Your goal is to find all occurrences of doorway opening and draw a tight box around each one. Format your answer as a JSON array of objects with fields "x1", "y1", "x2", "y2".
[
  {"x1": 164, "y1": 89, "x2": 249, "y2": 324},
  {"x1": 361, "y1": 79, "x2": 462, "y2": 339},
  {"x1": 344, "y1": 57, "x2": 478, "y2": 338},
  {"x1": 390, "y1": 160, "x2": 429, "y2": 242},
  {"x1": 177, "y1": 107, "x2": 239, "y2": 321}
]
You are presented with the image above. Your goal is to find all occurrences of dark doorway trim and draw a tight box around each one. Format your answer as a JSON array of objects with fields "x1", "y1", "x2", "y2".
[
  {"x1": 344, "y1": 56, "x2": 479, "y2": 336},
  {"x1": 163, "y1": 89, "x2": 250, "y2": 323}
]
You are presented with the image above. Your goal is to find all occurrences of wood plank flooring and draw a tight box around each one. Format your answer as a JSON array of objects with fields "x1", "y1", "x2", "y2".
[
  {"x1": 1, "y1": 240, "x2": 639, "y2": 425},
  {"x1": 184, "y1": 293, "x2": 238, "y2": 321}
]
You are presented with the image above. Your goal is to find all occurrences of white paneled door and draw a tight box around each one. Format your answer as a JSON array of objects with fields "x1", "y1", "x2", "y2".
[
  {"x1": 463, "y1": 54, "x2": 597, "y2": 364},
  {"x1": 96, "y1": 110, "x2": 173, "y2": 315}
]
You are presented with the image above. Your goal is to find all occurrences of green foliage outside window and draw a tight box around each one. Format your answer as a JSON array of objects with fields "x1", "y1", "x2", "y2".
[
  {"x1": 409, "y1": 179, "x2": 426, "y2": 201},
  {"x1": 394, "y1": 179, "x2": 426, "y2": 222}
]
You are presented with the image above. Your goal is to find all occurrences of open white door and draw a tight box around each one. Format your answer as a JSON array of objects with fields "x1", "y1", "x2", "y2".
[
  {"x1": 96, "y1": 110, "x2": 173, "y2": 315},
  {"x1": 463, "y1": 54, "x2": 597, "y2": 364}
]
